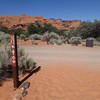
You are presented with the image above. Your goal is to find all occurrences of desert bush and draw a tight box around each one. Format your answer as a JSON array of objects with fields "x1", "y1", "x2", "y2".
[
  {"x1": 63, "y1": 38, "x2": 70, "y2": 44},
  {"x1": 50, "y1": 32, "x2": 60, "y2": 39},
  {"x1": 70, "y1": 37, "x2": 81, "y2": 45},
  {"x1": 0, "y1": 50, "x2": 10, "y2": 67},
  {"x1": 17, "y1": 47, "x2": 25, "y2": 57},
  {"x1": 0, "y1": 31, "x2": 10, "y2": 44},
  {"x1": 49, "y1": 39, "x2": 57, "y2": 44},
  {"x1": 81, "y1": 39, "x2": 86, "y2": 46},
  {"x1": 96, "y1": 37, "x2": 100, "y2": 42},
  {"x1": 94, "y1": 42, "x2": 100, "y2": 46},
  {"x1": 42, "y1": 32, "x2": 51, "y2": 44},
  {"x1": 0, "y1": 32, "x2": 4, "y2": 43},
  {"x1": 86, "y1": 37, "x2": 95, "y2": 43},
  {"x1": 61, "y1": 36, "x2": 69, "y2": 44},
  {"x1": 17, "y1": 47, "x2": 36, "y2": 74},
  {"x1": 3, "y1": 34, "x2": 10, "y2": 44},
  {"x1": 19, "y1": 34, "x2": 27, "y2": 41},
  {"x1": 61, "y1": 30, "x2": 78, "y2": 44},
  {"x1": 0, "y1": 46, "x2": 12, "y2": 78},
  {"x1": 12, "y1": 28, "x2": 26, "y2": 36},
  {"x1": 81, "y1": 42, "x2": 86, "y2": 46},
  {"x1": 0, "y1": 26, "x2": 9, "y2": 33},
  {"x1": 42, "y1": 32, "x2": 60, "y2": 44},
  {"x1": 30, "y1": 34, "x2": 42, "y2": 40},
  {"x1": 26, "y1": 58, "x2": 36, "y2": 69},
  {"x1": 55, "y1": 39, "x2": 63, "y2": 45},
  {"x1": 0, "y1": 46, "x2": 36, "y2": 78},
  {"x1": 28, "y1": 23, "x2": 62, "y2": 35},
  {"x1": 49, "y1": 38, "x2": 63, "y2": 45},
  {"x1": 31, "y1": 39, "x2": 38, "y2": 45},
  {"x1": 62, "y1": 30, "x2": 72, "y2": 39},
  {"x1": 76, "y1": 20, "x2": 100, "y2": 39}
]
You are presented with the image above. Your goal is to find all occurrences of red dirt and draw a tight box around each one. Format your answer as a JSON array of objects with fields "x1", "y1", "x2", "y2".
[
  {"x1": 0, "y1": 45, "x2": 100, "y2": 100},
  {"x1": 17, "y1": 40, "x2": 100, "y2": 48},
  {"x1": 17, "y1": 40, "x2": 54, "y2": 46},
  {"x1": 1, "y1": 64, "x2": 100, "y2": 100},
  {"x1": 17, "y1": 40, "x2": 32, "y2": 46}
]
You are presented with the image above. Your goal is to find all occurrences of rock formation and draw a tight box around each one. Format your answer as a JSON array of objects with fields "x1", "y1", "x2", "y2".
[{"x1": 0, "y1": 15, "x2": 81, "y2": 30}]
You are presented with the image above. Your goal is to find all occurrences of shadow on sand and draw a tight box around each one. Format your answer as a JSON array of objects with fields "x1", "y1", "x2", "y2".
[
  {"x1": 0, "y1": 66, "x2": 41, "y2": 87},
  {"x1": 0, "y1": 78, "x2": 5, "y2": 87},
  {"x1": 18, "y1": 66, "x2": 41, "y2": 88}
]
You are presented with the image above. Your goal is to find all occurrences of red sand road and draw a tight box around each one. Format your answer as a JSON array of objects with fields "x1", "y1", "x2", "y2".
[{"x1": 0, "y1": 45, "x2": 100, "y2": 100}]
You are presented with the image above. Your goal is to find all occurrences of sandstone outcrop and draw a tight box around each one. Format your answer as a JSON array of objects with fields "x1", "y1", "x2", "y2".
[{"x1": 0, "y1": 15, "x2": 81, "y2": 30}]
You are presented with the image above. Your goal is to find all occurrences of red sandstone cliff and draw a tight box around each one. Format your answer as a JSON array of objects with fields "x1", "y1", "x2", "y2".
[{"x1": 0, "y1": 15, "x2": 81, "y2": 30}]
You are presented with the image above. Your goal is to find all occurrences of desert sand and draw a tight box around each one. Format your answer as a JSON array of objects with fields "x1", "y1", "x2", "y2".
[{"x1": 0, "y1": 45, "x2": 100, "y2": 100}]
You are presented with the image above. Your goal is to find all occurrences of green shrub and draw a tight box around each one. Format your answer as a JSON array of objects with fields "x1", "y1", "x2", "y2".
[
  {"x1": 19, "y1": 34, "x2": 26, "y2": 40},
  {"x1": 0, "y1": 46, "x2": 36, "y2": 78},
  {"x1": 95, "y1": 43, "x2": 100, "y2": 46},
  {"x1": 61, "y1": 38, "x2": 70, "y2": 44},
  {"x1": 27, "y1": 23, "x2": 62, "y2": 35},
  {"x1": 0, "y1": 26, "x2": 9, "y2": 33},
  {"x1": 42, "y1": 32, "x2": 51, "y2": 44},
  {"x1": 93, "y1": 40, "x2": 100, "y2": 46},
  {"x1": 0, "y1": 46, "x2": 12, "y2": 78},
  {"x1": 49, "y1": 39, "x2": 57, "y2": 45},
  {"x1": 55, "y1": 39, "x2": 63, "y2": 45},
  {"x1": 81, "y1": 42, "x2": 86, "y2": 46},
  {"x1": 0, "y1": 47, "x2": 11, "y2": 67},
  {"x1": 86, "y1": 37, "x2": 95, "y2": 41},
  {"x1": 50, "y1": 32, "x2": 60, "y2": 39},
  {"x1": 0, "y1": 31, "x2": 10, "y2": 45},
  {"x1": 31, "y1": 39, "x2": 38, "y2": 45},
  {"x1": 42, "y1": 32, "x2": 60, "y2": 44},
  {"x1": 30, "y1": 34, "x2": 42, "y2": 40},
  {"x1": 96, "y1": 37, "x2": 100, "y2": 42},
  {"x1": 17, "y1": 47, "x2": 36, "y2": 74},
  {"x1": 49, "y1": 38, "x2": 63, "y2": 45},
  {"x1": 26, "y1": 58, "x2": 36, "y2": 70},
  {"x1": 70, "y1": 37, "x2": 81, "y2": 45},
  {"x1": 18, "y1": 47, "x2": 25, "y2": 57},
  {"x1": 0, "y1": 62, "x2": 2, "y2": 69}
]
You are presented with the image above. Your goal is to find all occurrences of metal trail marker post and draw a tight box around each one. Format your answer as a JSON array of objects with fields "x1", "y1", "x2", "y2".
[{"x1": 10, "y1": 32, "x2": 19, "y2": 88}]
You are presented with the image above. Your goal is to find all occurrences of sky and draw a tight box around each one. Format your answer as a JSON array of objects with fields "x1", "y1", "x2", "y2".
[{"x1": 0, "y1": 0, "x2": 100, "y2": 21}]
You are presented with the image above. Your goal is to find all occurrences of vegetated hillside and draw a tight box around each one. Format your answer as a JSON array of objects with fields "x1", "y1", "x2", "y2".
[{"x1": 0, "y1": 14, "x2": 81, "y2": 30}]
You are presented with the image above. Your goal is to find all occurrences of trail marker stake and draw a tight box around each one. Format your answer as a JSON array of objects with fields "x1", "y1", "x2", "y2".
[{"x1": 10, "y1": 32, "x2": 19, "y2": 88}]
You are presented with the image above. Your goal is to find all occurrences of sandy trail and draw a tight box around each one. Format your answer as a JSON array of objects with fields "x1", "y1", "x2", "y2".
[
  {"x1": 24, "y1": 45, "x2": 100, "y2": 69},
  {"x1": 0, "y1": 45, "x2": 100, "y2": 100},
  {"x1": 24, "y1": 66, "x2": 100, "y2": 100}
]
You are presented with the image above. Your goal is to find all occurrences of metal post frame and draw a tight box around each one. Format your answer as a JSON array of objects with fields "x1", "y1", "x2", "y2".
[{"x1": 10, "y1": 32, "x2": 19, "y2": 88}]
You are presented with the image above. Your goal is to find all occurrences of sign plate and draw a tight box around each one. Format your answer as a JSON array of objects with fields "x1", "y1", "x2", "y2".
[{"x1": 10, "y1": 33, "x2": 17, "y2": 67}]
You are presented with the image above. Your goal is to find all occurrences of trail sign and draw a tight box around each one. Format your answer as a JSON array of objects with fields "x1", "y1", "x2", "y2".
[
  {"x1": 10, "y1": 32, "x2": 19, "y2": 88},
  {"x1": 86, "y1": 39, "x2": 94, "y2": 47}
]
